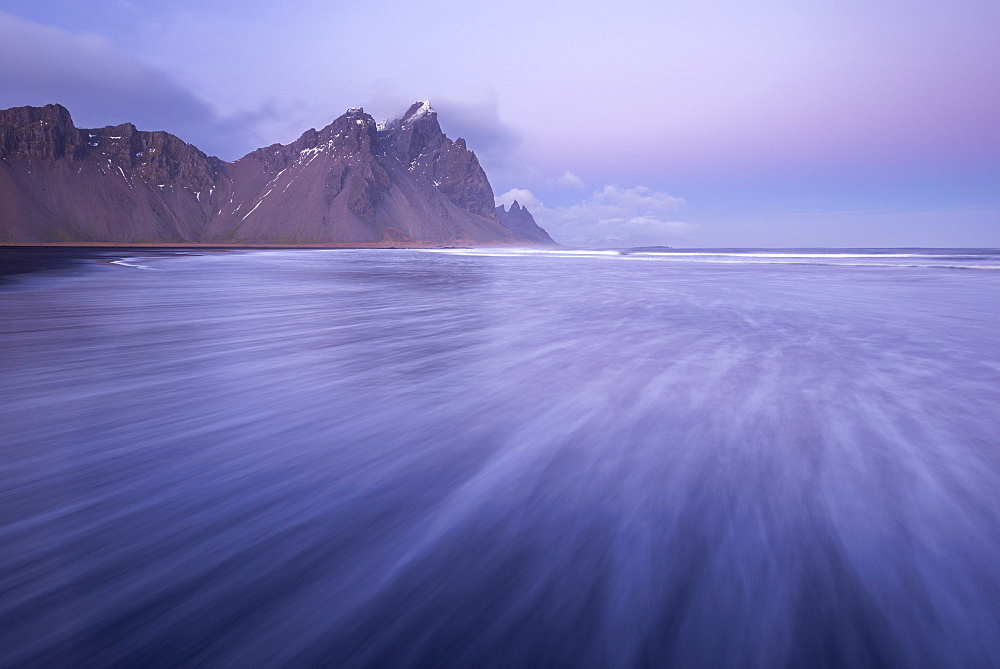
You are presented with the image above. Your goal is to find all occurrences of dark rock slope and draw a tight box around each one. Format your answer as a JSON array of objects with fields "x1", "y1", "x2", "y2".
[{"x1": 0, "y1": 102, "x2": 555, "y2": 245}]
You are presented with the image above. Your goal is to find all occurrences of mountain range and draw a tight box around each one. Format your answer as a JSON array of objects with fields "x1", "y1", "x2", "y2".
[{"x1": 0, "y1": 101, "x2": 554, "y2": 246}]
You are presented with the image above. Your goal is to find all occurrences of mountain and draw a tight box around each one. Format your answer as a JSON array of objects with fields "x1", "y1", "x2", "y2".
[
  {"x1": 0, "y1": 102, "x2": 556, "y2": 246},
  {"x1": 495, "y1": 200, "x2": 554, "y2": 245}
]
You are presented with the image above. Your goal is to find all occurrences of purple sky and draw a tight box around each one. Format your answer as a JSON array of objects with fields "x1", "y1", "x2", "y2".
[{"x1": 1, "y1": 0, "x2": 997, "y2": 247}]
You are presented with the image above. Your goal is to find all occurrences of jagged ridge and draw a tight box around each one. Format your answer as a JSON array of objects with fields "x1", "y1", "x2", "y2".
[
  {"x1": 0, "y1": 102, "x2": 555, "y2": 246},
  {"x1": 496, "y1": 200, "x2": 554, "y2": 245}
]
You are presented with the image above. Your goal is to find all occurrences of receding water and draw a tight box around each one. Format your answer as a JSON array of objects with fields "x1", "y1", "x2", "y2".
[{"x1": 2, "y1": 248, "x2": 999, "y2": 667}]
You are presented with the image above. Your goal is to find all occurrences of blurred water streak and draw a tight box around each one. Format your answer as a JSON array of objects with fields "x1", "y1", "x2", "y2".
[{"x1": 2, "y1": 248, "x2": 999, "y2": 667}]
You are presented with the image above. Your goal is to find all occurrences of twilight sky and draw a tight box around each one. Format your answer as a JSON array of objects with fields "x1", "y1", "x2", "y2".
[{"x1": 1, "y1": 0, "x2": 997, "y2": 247}]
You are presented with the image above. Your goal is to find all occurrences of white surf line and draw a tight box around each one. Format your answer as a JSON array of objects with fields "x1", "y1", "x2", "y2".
[
  {"x1": 111, "y1": 259, "x2": 157, "y2": 270},
  {"x1": 632, "y1": 252, "x2": 924, "y2": 258}
]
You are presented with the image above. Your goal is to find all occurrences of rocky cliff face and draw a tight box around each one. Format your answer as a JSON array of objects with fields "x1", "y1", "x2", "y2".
[
  {"x1": 0, "y1": 102, "x2": 555, "y2": 246},
  {"x1": 382, "y1": 102, "x2": 497, "y2": 220},
  {"x1": 0, "y1": 104, "x2": 227, "y2": 243}
]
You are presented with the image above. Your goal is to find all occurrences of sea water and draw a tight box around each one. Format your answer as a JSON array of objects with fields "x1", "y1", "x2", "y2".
[{"x1": 1, "y1": 248, "x2": 999, "y2": 667}]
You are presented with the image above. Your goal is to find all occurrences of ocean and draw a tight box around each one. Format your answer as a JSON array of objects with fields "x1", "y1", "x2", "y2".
[{"x1": 2, "y1": 247, "x2": 999, "y2": 667}]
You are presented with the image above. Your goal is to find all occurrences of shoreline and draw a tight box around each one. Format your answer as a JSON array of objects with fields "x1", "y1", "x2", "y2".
[
  {"x1": 0, "y1": 242, "x2": 490, "y2": 249},
  {"x1": 0, "y1": 243, "x2": 530, "y2": 281}
]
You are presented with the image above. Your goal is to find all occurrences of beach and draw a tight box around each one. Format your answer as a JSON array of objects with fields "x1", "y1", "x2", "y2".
[{"x1": 2, "y1": 247, "x2": 998, "y2": 666}]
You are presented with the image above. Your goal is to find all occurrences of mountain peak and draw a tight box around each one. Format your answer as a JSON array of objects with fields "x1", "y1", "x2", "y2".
[
  {"x1": 380, "y1": 100, "x2": 445, "y2": 165},
  {"x1": 300, "y1": 108, "x2": 378, "y2": 150},
  {"x1": 496, "y1": 200, "x2": 555, "y2": 245},
  {"x1": 0, "y1": 103, "x2": 80, "y2": 161},
  {"x1": 379, "y1": 100, "x2": 438, "y2": 134},
  {"x1": 401, "y1": 100, "x2": 435, "y2": 122},
  {"x1": 0, "y1": 102, "x2": 74, "y2": 128},
  {"x1": 100, "y1": 122, "x2": 138, "y2": 136}
]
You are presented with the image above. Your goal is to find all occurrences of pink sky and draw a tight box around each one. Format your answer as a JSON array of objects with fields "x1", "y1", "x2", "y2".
[{"x1": 1, "y1": 0, "x2": 997, "y2": 246}]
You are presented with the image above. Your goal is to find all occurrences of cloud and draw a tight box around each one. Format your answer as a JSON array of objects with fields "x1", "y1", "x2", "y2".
[
  {"x1": 546, "y1": 171, "x2": 585, "y2": 190},
  {"x1": 363, "y1": 88, "x2": 522, "y2": 166},
  {"x1": 0, "y1": 11, "x2": 264, "y2": 159},
  {"x1": 497, "y1": 185, "x2": 692, "y2": 247},
  {"x1": 432, "y1": 99, "x2": 521, "y2": 164},
  {"x1": 591, "y1": 185, "x2": 685, "y2": 211},
  {"x1": 495, "y1": 188, "x2": 544, "y2": 212}
]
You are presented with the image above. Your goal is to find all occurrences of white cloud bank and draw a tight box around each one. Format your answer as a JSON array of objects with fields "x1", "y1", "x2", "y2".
[
  {"x1": 546, "y1": 171, "x2": 585, "y2": 190},
  {"x1": 497, "y1": 185, "x2": 692, "y2": 247}
]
